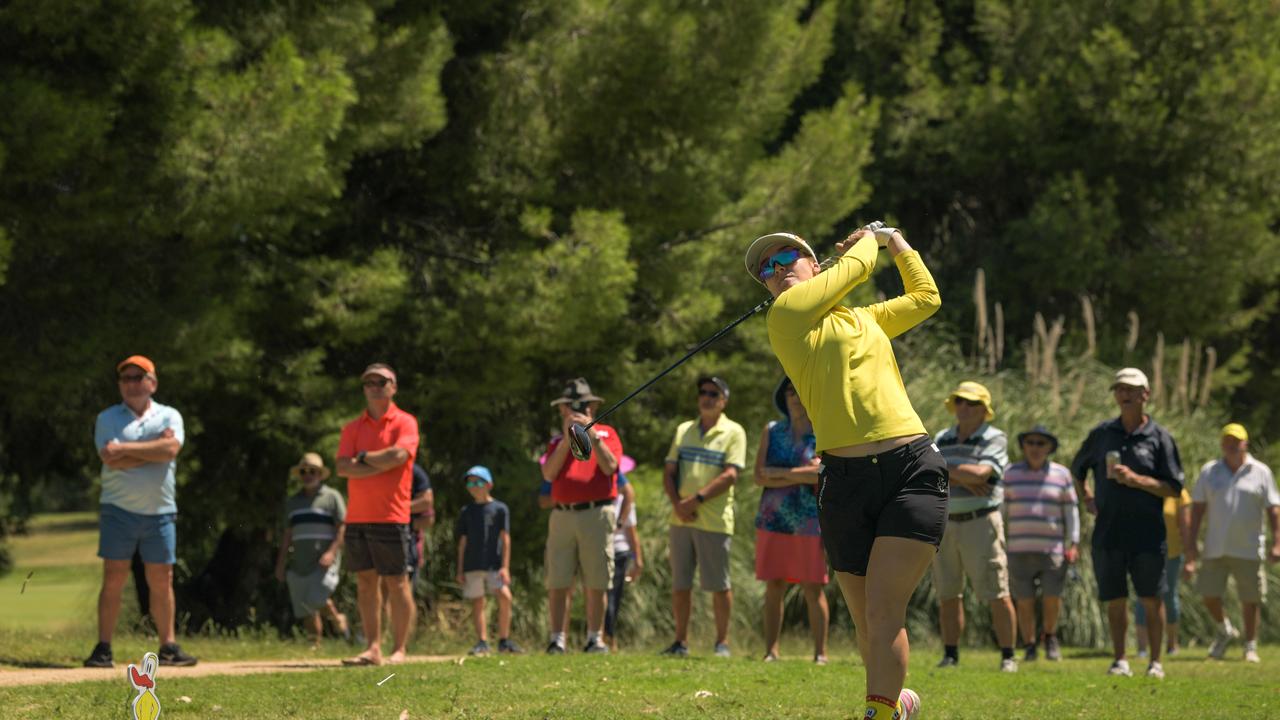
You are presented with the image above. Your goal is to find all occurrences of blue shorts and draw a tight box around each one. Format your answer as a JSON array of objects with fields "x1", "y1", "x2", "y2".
[{"x1": 98, "y1": 503, "x2": 177, "y2": 564}]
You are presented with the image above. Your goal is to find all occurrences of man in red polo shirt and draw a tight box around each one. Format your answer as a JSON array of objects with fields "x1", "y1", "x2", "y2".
[
  {"x1": 540, "y1": 378, "x2": 623, "y2": 654},
  {"x1": 336, "y1": 363, "x2": 420, "y2": 666}
]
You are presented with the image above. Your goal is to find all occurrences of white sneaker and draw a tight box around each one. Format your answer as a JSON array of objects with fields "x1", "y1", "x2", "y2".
[
  {"x1": 1107, "y1": 659, "x2": 1133, "y2": 677},
  {"x1": 898, "y1": 688, "x2": 921, "y2": 720},
  {"x1": 1245, "y1": 648, "x2": 1261, "y2": 663},
  {"x1": 1000, "y1": 657, "x2": 1018, "y2": 673},
  {"x1": 713, "y1": 643, "x2": 731, "y2": 658},
  {"x1": 1146, "y1": 661, "x2": 1165, "y2": 679},
  {"x1": 1208, "y1": 621, "x2": 1240, "y2": 660}
]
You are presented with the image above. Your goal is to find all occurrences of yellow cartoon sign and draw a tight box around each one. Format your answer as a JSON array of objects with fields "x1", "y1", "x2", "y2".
[{"x1": 126, "y1": 652, "x2": 161, "y2": 720}]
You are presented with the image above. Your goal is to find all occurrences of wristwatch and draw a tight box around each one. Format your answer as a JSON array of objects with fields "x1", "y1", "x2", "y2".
[
  {"x1": 694, "y1": 493, "x2": 706, "y2": 504},
  {"x1": 356, "y1": 451, "x2": 368, "y2": 465}
]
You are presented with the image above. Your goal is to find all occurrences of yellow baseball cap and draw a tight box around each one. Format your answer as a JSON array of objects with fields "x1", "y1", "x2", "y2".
[
  {"x1": 945, "y1": 381, "x2": 995, "y2": 421},
  {"x1": 1222, "y1": 423, "x2": 1248, "y2": 441}
]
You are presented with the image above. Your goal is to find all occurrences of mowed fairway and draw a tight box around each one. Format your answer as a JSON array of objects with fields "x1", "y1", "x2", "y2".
[
  {"x1": 1, "y1": 649, "x2": 1278, "y2": 719},
  {"x1": 0, "y1": 513, "x2": 100, "y2": 633}
]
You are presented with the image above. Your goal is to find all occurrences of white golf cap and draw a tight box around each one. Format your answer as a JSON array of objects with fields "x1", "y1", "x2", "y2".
[
  {"x1": 1110, "y1": 367, "x2": 1150, "y2": 390},
  {"x1": 744, "y1": 232, "x2": 818, "y2": 284}
]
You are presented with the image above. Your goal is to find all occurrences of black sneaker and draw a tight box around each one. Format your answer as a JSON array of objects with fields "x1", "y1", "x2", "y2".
[
  {"x1": 83, "y1": 642, "x2": 113, "y2": 668},
  {"x1": 498, "y1": 638, "x2": 524, "y2": 654},
  {"x1": 659, "y1": 641, "x2": 689, "y2": 658},
  {"x1": 935, "y1": 655, "x2": 958, "y2": 668},
  {"x1": 545, "y1": 641, "x2": 566, "y2": 655},
  {"x1": 1024, "y1": 643, "x2": 1039, "y2": 662},
  {"x1": 583, "y1": 638, "x2": 609, "y2": 654},
  {"x1": 469, "y1": 640, "x2": 491, "y2": 656},
  {"x1": 157, "y1": 643, "x2": 198, "y2": 667}
]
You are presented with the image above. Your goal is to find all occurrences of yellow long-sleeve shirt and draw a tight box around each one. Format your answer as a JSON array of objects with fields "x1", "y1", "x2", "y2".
[{"x1": 766, "y1": 234, "x2": 941, "y2": 453}]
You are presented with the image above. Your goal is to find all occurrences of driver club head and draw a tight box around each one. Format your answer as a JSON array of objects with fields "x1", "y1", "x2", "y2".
[{"x1": 568, "y1": 423, "x2": 594, "y2": 461}]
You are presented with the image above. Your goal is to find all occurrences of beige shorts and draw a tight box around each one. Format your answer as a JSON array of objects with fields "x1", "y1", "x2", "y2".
[
  {"x1": 669, "y1": 526, "x2": 732, "y2": 592},
  {"x1": 1198, "y1": 556, "x2": 1266, "y2": 603},
  {"x1": 462, "y1": 570, "x2": 506, "y2": 600},
  {"x1": 545, "y1": 504, "x2": 617, "y2": 591},
  {"x1": 931, "y1": 510, "x2": 1010, "y2": 601}
]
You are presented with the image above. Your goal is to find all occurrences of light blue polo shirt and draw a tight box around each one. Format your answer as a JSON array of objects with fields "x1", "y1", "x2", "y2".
[{"x1": 95, "y1": 401, "x2": 184, "y2": 515}]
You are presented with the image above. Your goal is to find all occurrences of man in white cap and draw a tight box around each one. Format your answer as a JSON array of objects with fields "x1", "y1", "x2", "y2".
[
  {"x1": 1185, "y1": 423, "x2": 1280, "y2": 663},
  {"x1": 336, "y1": 363, "x2": 420, "y2": 666},
  {"x1": 1071, "y1": 368, "x2": 1185, "y2": 679}
]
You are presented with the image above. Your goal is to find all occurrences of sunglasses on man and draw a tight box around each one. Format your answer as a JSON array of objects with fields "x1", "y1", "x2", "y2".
[
  {"x1": 118, "y1": 373, "x2": 148, "y2": 384},
  {"x1": 465, "y1": 479, "x2": 489, "y2": 489},
  {"x1": 362, "y1": 377, "x2": 391, "y2": 388},
  {"x1": 299, "y1": 467, "x2": 324, "y2": 476},
  {"x1": 757, "y1": 248, "x2": 804, "y2": 281}
]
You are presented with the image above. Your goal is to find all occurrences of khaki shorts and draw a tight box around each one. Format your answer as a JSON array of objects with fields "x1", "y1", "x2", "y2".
[
  {"x1": 931, "y1": 510, "x2": 1010, "y2": 601},
  {"x1": 669, "y1": 526, "x2": 732, "y2": 592},
  {"x1": 462, "y1": 570, "x2": 506, "y2": 600},
  {"x1": 545, "y1": 504, "x2": 617, "y2": 591},
  {"x1": 1198, "y1": 556, "x2": 1266, "y2": 603}
]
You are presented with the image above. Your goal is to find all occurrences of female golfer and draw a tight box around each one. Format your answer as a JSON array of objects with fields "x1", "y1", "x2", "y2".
[{"x1": 744, "y1": 225, "x2": 945, "y2": 720}]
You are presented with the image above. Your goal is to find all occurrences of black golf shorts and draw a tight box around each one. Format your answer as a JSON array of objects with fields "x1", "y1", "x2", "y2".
[
  {"x1": 1092, "y1": 544, "x2": 1167, "y2": 602},
  {"x1": 345, "y1": 522, "x2": 413, "y2": 576},
  {"x1": 817, "y1": 436, "x2": 950, "y2": 576}
]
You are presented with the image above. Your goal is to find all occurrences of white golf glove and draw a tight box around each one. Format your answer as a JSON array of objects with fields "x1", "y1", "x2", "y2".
[{"x1": 860, "y1": 221, "x2": 896, "y2": 248}]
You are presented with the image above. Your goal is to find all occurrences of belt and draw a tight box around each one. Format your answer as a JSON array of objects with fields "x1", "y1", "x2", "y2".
[
  {"x1": 949, "y1": 506, "x2": 998, "y2": 523},
  {"x1": 554, "y1": 498, "x2": 613, "y2": 512}
]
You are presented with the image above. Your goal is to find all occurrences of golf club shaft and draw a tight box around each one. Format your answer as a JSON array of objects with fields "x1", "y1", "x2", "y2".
[{"x1": 582, "y1": 297, "x2": 775, "y2": 431}]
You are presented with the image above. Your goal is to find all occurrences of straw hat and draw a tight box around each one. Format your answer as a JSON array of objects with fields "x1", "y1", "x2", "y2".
[{"x1": 290, "y1": 452, "x2": 330, "y2": 480}]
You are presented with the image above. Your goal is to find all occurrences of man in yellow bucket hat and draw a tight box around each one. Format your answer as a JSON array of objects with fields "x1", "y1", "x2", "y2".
[{"x1": 932, "y1": 381, "x2": 1018, "y2": 672}]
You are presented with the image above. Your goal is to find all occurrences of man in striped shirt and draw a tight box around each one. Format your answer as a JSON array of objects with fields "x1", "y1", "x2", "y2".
[
  {"x1": 932, "y1": 381, "x2": 1018, "y2": 671},
  {"x1": 275, "y1": 452, "x2": 349, "y2": 647},
  {"x1": 1003, "y1": 425, "x2": 1079, "y2": 662}
]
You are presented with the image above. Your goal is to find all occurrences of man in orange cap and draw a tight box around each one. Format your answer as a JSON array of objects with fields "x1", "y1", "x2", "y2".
[{"x1": 85, "y1": 356, "x2": 197, "y2": 668}]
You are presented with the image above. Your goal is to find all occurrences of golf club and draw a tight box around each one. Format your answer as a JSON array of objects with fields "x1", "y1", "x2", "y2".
[{"x1": 567, "y1": 222, "x2": 887, "y2": 461}]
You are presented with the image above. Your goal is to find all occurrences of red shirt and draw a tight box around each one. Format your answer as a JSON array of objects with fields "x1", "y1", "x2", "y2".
[
  {"x1": 338, "y1": 403, "x2": 420, "y2": 524},
  {"x1": 547, "y1": 424, "x2": 622, "y2": 504}
]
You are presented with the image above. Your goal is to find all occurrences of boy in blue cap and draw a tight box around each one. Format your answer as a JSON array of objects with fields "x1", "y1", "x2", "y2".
[{"x1": 455, "y1": 465, "x2": 521, "y2": 655}]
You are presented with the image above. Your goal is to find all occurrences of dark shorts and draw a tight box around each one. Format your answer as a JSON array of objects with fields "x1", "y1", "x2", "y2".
[
  {"x1": 345, "y1": 523, "x2": 413, "y2": 576},
  {"x1": 1092, "y1": 543, "x2": 1167, "y2": 601},
  {"x1": 817, "y1": 436, "x2": 950, "y2": 576}
]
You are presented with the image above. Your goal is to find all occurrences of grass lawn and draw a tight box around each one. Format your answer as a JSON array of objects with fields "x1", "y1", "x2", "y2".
[
  {"x1": 0, "y1": 513, "x2": 100, "y2": 633},
  {"x1": 1, "y1": 648, "x2": 1278, "y2": 719}
]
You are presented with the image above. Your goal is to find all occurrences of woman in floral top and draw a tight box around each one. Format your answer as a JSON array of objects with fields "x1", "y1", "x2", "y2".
[{"x1": 754, "y1": 376, "x2": 829, "y2": 663}]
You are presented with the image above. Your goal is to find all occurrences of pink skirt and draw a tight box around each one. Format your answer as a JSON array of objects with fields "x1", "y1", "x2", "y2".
[{"x1": 755, "y1": 528, "x2": 828, "y2": 584}]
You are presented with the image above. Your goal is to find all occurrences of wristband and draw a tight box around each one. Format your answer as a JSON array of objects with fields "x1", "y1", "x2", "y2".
[{"x1": 356, "y1": 451, "x2": 368, "y2": 465}]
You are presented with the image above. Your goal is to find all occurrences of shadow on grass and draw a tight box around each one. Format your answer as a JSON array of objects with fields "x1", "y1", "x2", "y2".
[
  {"x1": 0, "y1": 657, "x2": 76, "y2": 669},
  {"x1": 27, "y1": 518, "x2": 99, "y2": 534}
]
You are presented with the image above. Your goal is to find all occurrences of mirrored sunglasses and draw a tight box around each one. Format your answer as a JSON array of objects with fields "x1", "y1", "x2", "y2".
[
  {"x1": 465, "y1": 479, "x2": 489, "y2": 488},
  {"x1": 757, "y1": 248, "x2": 803, "y2": 281}
]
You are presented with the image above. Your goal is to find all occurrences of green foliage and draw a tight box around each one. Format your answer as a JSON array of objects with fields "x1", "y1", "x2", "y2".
[{"x1": 1, "y1": 0, "x2": 1278, "y2": 636}]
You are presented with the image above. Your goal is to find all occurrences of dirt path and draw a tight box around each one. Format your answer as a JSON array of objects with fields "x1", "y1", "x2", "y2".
[{"x1": 0, "y1": 655, "x2": 457, "y2": 688}]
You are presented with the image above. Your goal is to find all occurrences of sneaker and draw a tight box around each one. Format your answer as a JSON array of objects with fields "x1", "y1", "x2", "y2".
[
  {"x1": 1146, "y1": 661, "x2": 1165, "y2": 679},
  {"x1": 1000, "y1": 657, "x2": 1018, "y2": 673},
  {"x1": 935, "y1": 655, "x2": 958, "y2": 669},
  {"x1": 583, "y1": 638, "x2": 609, "y2": 654},
  {"x1": 1135, "y1": 648, "x2": 1149, "y2": 660},
  {"x1": 1209, "y1": 622, "x2": 1240, "y2": 660},
  {"x1": 713, "y1": 643, "x2": 731, "y2": 658},
  {"x1": 814, "y1": 654, "x2": 828, "y2": 666},
  {"x1": 898, "y1": 688, "x2": 922, "y2": 720},
  {"x1": 1045, "y1": 635, "x2": 1062, "y2": 662},
  {"x1": 545, "y1": 641, "x2": 566, "y2": 655},
  {"x1": 1165, "y1": 646, "x2": 1179, "y2": 657},
  {"x1": 762, "y1": 651, "x2": 779, "y2": 663},
  {"x1": 157, "y1": 643, "x2": 198, "y2": 667},
  {"x1": 83, "y1": 642, "x2": 113, "y2": 668},
  {"x1": 1107, "y1": 658, "x2": 1132, "y2": 677},
  {"x1": 497, "y1": 638, "x2": 524, "y2": 654},
  {"x1": 659, "y1": 641, "x2": 689, "y2": 658},
  {"x1": 469, "y1": 640, "x2": 491, "y2": 656},
  {"x1": 1245, "y1": 647, "x2": 1261, "y2": 663},
  {"x1": 1024, "y1": 643, "x2": 1038, "y2": 662}
]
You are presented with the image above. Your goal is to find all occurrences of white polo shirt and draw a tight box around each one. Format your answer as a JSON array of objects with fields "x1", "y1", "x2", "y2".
[{"x1": 1192, "y1": 455, "x2": 1279, "y2": 560}]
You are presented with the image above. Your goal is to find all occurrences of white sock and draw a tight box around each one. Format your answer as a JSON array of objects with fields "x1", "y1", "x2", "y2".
[
  {"x1": 587, "y1": 631, "x2": 601, "y2": 644},
  {"x1": 550, "y1": 632, "x2": 566, "y2": 646},
  {"x1": 1245, "y1": 640, "x2": 1258, "y2": 652}
]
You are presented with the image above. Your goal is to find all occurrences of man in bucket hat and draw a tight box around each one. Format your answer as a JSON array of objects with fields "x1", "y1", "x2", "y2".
[
  {"x1": 274, "y1": 453, "x2": 350, "y2": 647},
  {"x1": 1003, "y1": 425, "x2": 1079, "y2": 661},
  {"x1": 931, "y1": 381, "x2": 1017, "y2": 672},
  {"x1": 541, "y1": 377, "x2": 622, "y2": 654}
]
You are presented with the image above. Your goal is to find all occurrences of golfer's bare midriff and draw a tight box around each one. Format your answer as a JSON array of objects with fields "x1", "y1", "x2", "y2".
[{"x1": 823, "y1": 433, "x2": 927, "y2": 458}]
